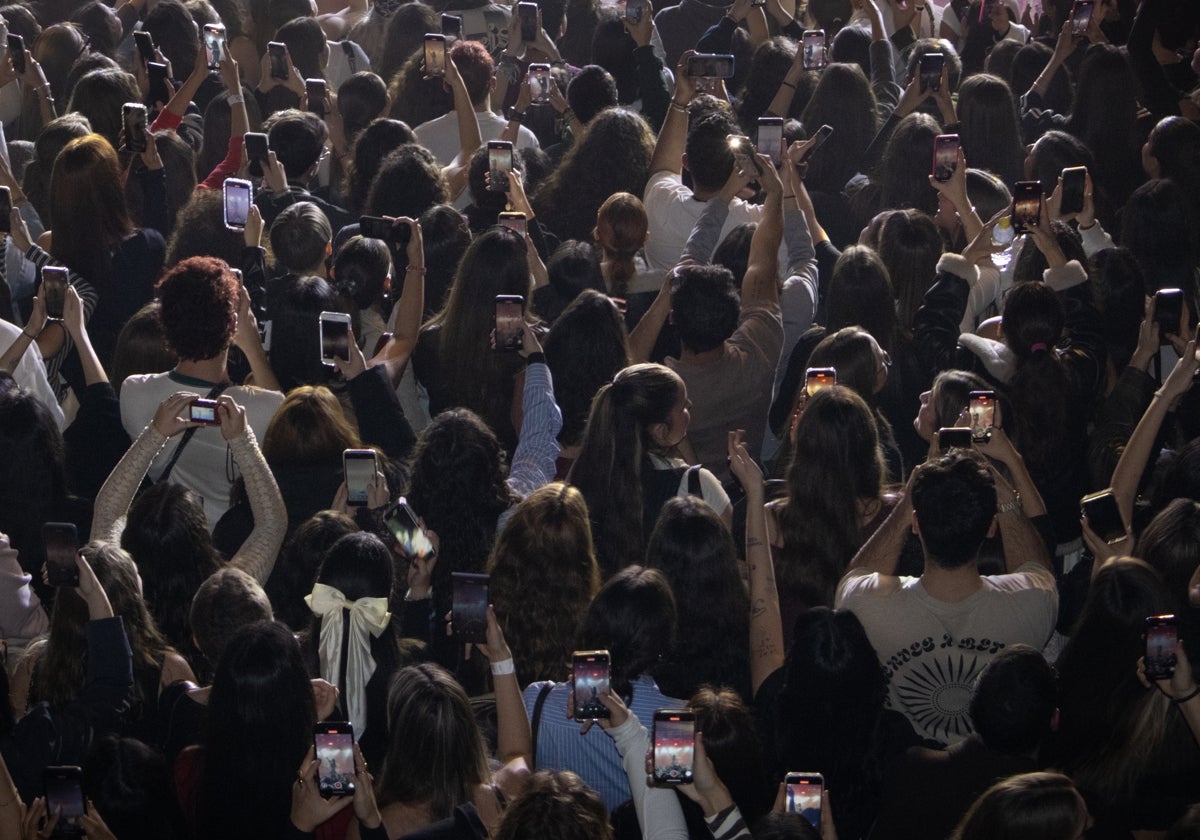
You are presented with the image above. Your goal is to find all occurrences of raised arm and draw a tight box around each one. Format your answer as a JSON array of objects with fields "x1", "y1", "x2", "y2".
[
  {"x1": 219, "y1": 396, "x2": 286, "y2": 584},
  {"x1": 443, "y1": 50, "x2": 483, "y2": 196},
  {"x1": 680, "y1": 174, "x2": 742, "y2": 265},
  {"x1": 476, "y1": 606, "x2": 533, "y2": 786},
  {"x1": 977, "y1": 429, "x2": 1053, "y2": 574},
  {"x1": 598, "y1": 695, "x2": 688, "y2": 840},
  {"x1": 846, "y1": 479, "x2": 912, "y2": 576},
  {"x1": 740, "y1": 153, "x2": 782, "y2": 308},
  {"x1": 647, "y1": 51, "x2": 696, "y2": 177},
  {"x1": 506, "y1": 328, "x2": 562, "y2": 500},
  {"x1": 628, "y1": 271, "x2": 671, "y2": 363},
  {"x1": 366, "y1": 218, "x2": 424, "y2": 386}
]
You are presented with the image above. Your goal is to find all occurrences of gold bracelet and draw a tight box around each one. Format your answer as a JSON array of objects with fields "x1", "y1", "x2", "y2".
[{"x1": 669, "y1": 100, "x2": 688, "y2": 114}]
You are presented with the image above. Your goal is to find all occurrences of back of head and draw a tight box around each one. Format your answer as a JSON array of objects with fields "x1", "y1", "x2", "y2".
[
  {"x1": 270, "y1": 200, "x2": 333, "y2": 274},
  {"x1": 594, "y1": 191, "x2": 647, "y2": 295},
  {"x1": 155, "y1": 256, "x2": 239, "y2": 361},
  {"x1": 1001, "y1": 281, "x2": 1069, "y2": 472},
  {"x1": 929, "y1": 369, "x2": 990, "y2": 432},
  {"x1": 1090, "y1": 247, "x2": 1145, "y2": 370},
  {"x1": 809, "y1": 326, "x2": 885, "y2": 406},
  {"x1": 0, "y1": 384, "x2": 68, "y2": 537},
  {"x1": 1011, "y1": 42, "x2": 1071, "y2": 114},
  {"x1": 950, "y1": 772, "x2": 1087, "y2": 840},
  {"x1": 493, "y1": 770, "x2": 613, "y2": 840},
  {"x1": 878, "y1": 112, "x2": 940, "y2": 215},
  {"x1": 265, "y1": 108, "x2": 328, "y2": 178},
  {"x1": 567, "y1": 65, "x2": 618, "y2": 125},
  {"x1": 266, "y1": 0, "x2": 314, "y2": 38},
  {"x1": 685, "y1": 111, "x2": 739, "y2": 194},
  {"x1": 956, "y1": 73, "x2": 1022, "y2": 185},
  {"x1": 1149, "y1": 116, "x2": 1200, "y2": 197},
  {"x1": 671, "y1": 264, "x2": 739, "y2": 353},
  {"x1": 800, "y1": 62, "x2": 877, "y2": 192},
  {"x1": 877, "y1": 211, "x2": 941, "y2": 332},
  {"x1": 1120, "y1": 178, "x2": 1198, "y2": 289},
  {"x1": 268, "y1": 275, "x2": 340, "y2": 391},
  {"x1": 688, "y1": 687, "x2": 772, "y2": 823},
  {"x1": 145, "y1": 0, "x2": 199, "y2": 78},
  {"x1": 1139, "y1": 499, "x2": 1200, "y2": 609},
  {"x1": 190, "y1": 567, "x2": 274, "y2": 670},
  {"x1": 826, "y1": 245, "x2": 897, "y2": 351},
  {"x1": 545, "y1": 240, "x2": 603, "y2": 312},
  {"x1": 24, "y1": 111, "x2": 91, "y2": 225},
  {"x1": 810, "y1": 0, "x2": 851, "y2": 33},
  {"x1": 165, "y1": 188, "x2": 248, "y2": 267},
  {"x1": 83, "y1": 736, "x2": 182, "y2": 840},
  {"x1": 968, "y1": 645, "x2": 1056, "y2": 755},
  {"x1": 346, "y1": 118, "x2": 414, "y2": 212},
  {"x1": 376, "y1": 2, "x2": 437, "y2": 82},
  {"x1": 316, "y1": 531, "x2": 393, "y2": 602},
  {"x1": 275, "y1": 15, "x2": 324, "y2": 80},
  {"x1": 269, "y1": 510, "x2": 357, "y2": 630},
  {"x1": 579, "y1": 565, "x2": 676, "y2": 695},
  {"x1": 64, "y1": 68, "x2": 139, "y2": 148},
  {"x1": 911, "y1": 450, "x2": 997, "y2": 568},
  {"x1": 331, "y1": 234, "x2": 391, "y2": 311},
  {"x1": 338, "y1": 71, "x2": 389, "y2": 141},
  {"x1": 418, "y1": 202, "x2": 471, "y2": 316},
  {"x1": 49, "y1": 133, "x2": 132, "y2": 280},
  {"x1": 365, "y1": 143, "x2": 447, "y2": 218},
  {"x1": 112, "y1": 301, "x2": 177, "y2": 392},
  {"x1": 70, "y1": 1, "x2": 121, "y2": 57},
  {"x1": 450, "y1": 38, "x2": 494, "y2": 105}
]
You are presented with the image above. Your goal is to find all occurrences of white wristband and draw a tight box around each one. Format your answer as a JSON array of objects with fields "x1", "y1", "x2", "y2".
[
  {"x1": 490, "y1": 658, "x2": 515, "y2": 676},
  {"x1": 227, "y1": 94, "x2": 244, "y2": 104}
]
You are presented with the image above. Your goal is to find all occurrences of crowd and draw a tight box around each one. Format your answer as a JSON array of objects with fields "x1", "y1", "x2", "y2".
[{"x1": 0, "y1": 0, "x2": 1198, "y2": 835}]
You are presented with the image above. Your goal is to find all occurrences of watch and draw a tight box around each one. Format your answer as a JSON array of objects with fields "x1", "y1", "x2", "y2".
[{"x1": 506, "y1": 106, "x2": 527, "y2": 123}]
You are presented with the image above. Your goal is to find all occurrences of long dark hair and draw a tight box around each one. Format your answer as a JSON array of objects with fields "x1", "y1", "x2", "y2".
[
  {"x1": 49, "y1": 133, "x2": 134, "y2": 287},
  {"x1": 956, "y1": 73, "x2": 1024, "y2": 187},
  {"x1": 878, "y1": 209, "x2": 942, "y2": 334},
  {"x1": 1064, "y1": 44, "x2": 1143, "y2": 207},
  {"x1": 0, "y1": 388, "x2": 70, "y2": 569},
  {"x1": 577, "y1": 566, "x2": 676, "y2": 698},
  {"x1": 198, "y1": 621, "x2": 316, "y2": 839},
  {"x1": 799, "y1": 62, "x2": 878, "y2": 194}
]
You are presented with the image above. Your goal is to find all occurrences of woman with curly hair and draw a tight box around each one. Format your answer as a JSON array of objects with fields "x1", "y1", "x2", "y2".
[
  {"x1": 486, "y1": 482, "x2": 601, "y2": 686},
  {"x1": 532, "y1": 108, "x2": 655, "y2": 243}
]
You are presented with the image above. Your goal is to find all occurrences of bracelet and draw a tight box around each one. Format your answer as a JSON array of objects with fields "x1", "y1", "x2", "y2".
[
  {"x1": 560, "y1": 106, "x2": 576, "y2": 123},
  {"x1": 997, "y1": 494, "x2": 1022, "y2": 514},
  {"x1": 782, "y1": 194, "x2": 796, "y2": 200},
  {"x1": 526, "y1": 351, "x2": 545, "y2": 366},
  {"x1": 227, "y1": 93, "x2": 244, "y2": 105},
  {"x1": 405, "y1": 265, "x2": 426, "y2": 274},
  {"x1": 20, "y1": 328, "x2": 37, "y2": 340},
  {"x1": 1173, "y1": 687, "x2": 1200, "y2": 705},
  {"x1": 490, "y1": 658, "x2": 515, "y2": 676},
  {"x1": 669, "y1": 100, "x2": 688, "y2": 114},
  {"x1": 781, "y1": 80, "x2": 796, "y2": 89}
]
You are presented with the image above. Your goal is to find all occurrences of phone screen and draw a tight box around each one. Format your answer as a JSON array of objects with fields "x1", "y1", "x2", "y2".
[
  {"x1": 786, "y1": 774, "x2": 823, "y2": 829},
  {"x1": 625, "y1": 0, "x2": 646, "y2": 24},
  {"x1": 968, "y1": 391, "x2": 994, "y2": 443},
  {"x1": 494, "y1": 296, "x2": 524, "y2": 351},
  {"x1": 43, "y1": 523, "x2": 79, "y2": 588},
  {"x1": 44, "y1": 767, "x2": 86, "y2": 829},
  {"x1": 529, "y1": 64, "x2": 551, "y2": 103},
  {"x1": 359, "y1": 216, "x2": 393, "y2": 241},
  {"x1": 805, "y1": 367, "x2": 835, "y2": 397},
  {"x1": 189, "y1": 399, "x2": 219, "y2": 425},
  {"x1": 652, "y1": 713, "x2": 695, "y2": 784},
  {"x1": 385, "y1": 500, "x2": 437, "y2": 560},
  {"x1": 244, "y1": 132, "x2": 269, "y2": 178},
  {"x1": 932, "y1": 134, "x2": 959, "y2": 182},
  {"x1": 424, "y1": 34, "x2": 446, "y2": 77},
  {"x1": 441, "y1": 14, "x2": 463, "y2": 40},
  {"x1": 800, "y1": 125, "x2": 833, "y2": 163},
  {"x1": 488, "y1": 142, "x2": 513, "y2": 192},
  {"x1": 8, "y1": 34, "x2": 24, "y2": 75},
  {"x1": 1081, "y1": 491, "x2": 1125, "y2": 544},
  {"x1": 268, "y1": 42, "x2": 289, "y2": 80},
  {"x1": 1145, "y1": 617, "x2": 1178, "y2": 681},
  {"x1": 1071, "y1": 0, "x2": 1093, "y2": 35},
  {"x1": 686, "y1": 53, "x2": 734, "y2": 80},
  {"x1": 938, "y1": 427, "x2": 973, "y2": 450},
  {"x1": 320, "y1": 313, "x2": 351, "y2": 365},
  {"x1": 498, "y1": 213, "x2": 527, "y2": 235},
  {"x1": 451, "y1": 572, "x2": 489, "y2": 643},
  {"x1": 343, "y1": 449, "x2": 376, "y2": 506},
  {"x1": 728, "y1": 134, "x2": 761, "y2": 177},
  {"x1": 124, "y1": 103, "x2": 147, "y2": 153},
  {"x1": 518, "y1": 2, "x2": 538, "y2": 41},
  {"x1": 314, "y1": 727, "x2": 356, "y2": 798},
  {"x1": 757, "y1": 118, "x2": 783, "y2": 168},
  {"x1": 920, "y1": 52, "x2": 944, "y2": 92},
  {"x1": 573, "y1": 651, "x2": 611, "y2": 720},
  {"x1": 148, "y1": 61, "x2": 170, "y2": 105},
  {"x1": 1154, "y1": 289, "x2": 1184, "y2": 339},
  {"x1": 41, "y1": 266, "x2": 67, "y2": 318},
  {"x1": 223, "y1": 178, "x2": 251, "y2": 231},
  {"x1": 1059, "y1": 166, "x2": 1086, "y2": 216},
  {"x1": 203, "y1": 24, "x2": 225, "y2": 70},
  {"x1": 1012, "y1": 182, "x2": 1042, "y2": 232},
  {"x1": 306, "y1": 79, "x2": 326, "y2": 118},
  {"x1": 134, "y1": 30, "x2": 155, "y2": 63},
  {"x1": 802, "y1": 31, "x2": 826, "y2": 70}
]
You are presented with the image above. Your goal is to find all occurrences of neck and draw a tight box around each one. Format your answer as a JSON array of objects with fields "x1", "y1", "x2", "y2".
[
  {"x1": 176, "y1": 353, "x2": 229, "y2": 384},
  {"x1": 679, "y1": 344, "x2": 725, "y2": 365},
  {"x1": 919, "y1": 560, "x2": 983, "y2": 602},
  {"x1": 691, "y1": 186, "x2": 719, "y2": 201},
  {"x1": 472, "y1": 99, "x2": 491, "y2": 113}
]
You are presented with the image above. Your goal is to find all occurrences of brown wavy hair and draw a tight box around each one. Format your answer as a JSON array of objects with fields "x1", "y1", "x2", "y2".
[{"x1": 49, "y1": 133, "x2": 133, "y2": 286}]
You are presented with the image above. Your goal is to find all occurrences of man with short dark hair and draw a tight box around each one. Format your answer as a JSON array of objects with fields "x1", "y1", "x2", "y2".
[
  {"x1": 836, "y1": 448, "x2": 1057, "y2": 745},
  {"x1": 255, "y1": 109, "x2": 351, "y2": 231}
]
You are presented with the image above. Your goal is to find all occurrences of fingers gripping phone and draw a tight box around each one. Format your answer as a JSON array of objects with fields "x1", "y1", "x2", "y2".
[
  {"x1": 189, "y1": 398, "x2": 221, "y2": 425},
  {"x1": 7, "y1": 34, "x2": 25, "y2": 75},
  {"x1": 919, "y1": 51, "x2": 944, "y2": 93},
  {"x1": 528, "y1": 63, "x2": 552, "y2": 103},
  {"x1": 1080, "y1": 489, "x2": 1125, "y2": 544},
  {"x1": 268, "y1": 41, "x2": 290, "y2": 80},
  {"x1": 650, "y1": 710, "x2": 695, "y2": 785},
  {"x1": 452, "y1": 572, "x2": 490, "y2": 643},
  {"x1": 306, "y1": 78, "x2": 327, "y2": 118},
  {"x1": 785, "y1": 772, "x2": 824, "y2": 830},
  {"x1": 314, "y1": 723, "x2": 356, "y2": 798},
  {"x1": 686, "y1": 53, "x2": 734, "y2": 95},
  {"x1": 1154, "y1": 288, "x2": 1184, "y2": 341},
  {"x1": 1070, "y1": 0, "x2": 1094, "y2": 36},
  {"x1": 728, "y1": 134, "x2": 762, "y2": 178},
  {"x1": 43, "y1": 522, "x2": 80, "y2": 588},
  {"x1": 799, "y1": 125, "x2": 833, "y2": 163},
  {"x1": 203, "y1": 23, "x2": 226, "y2": 70},
  {"x1": 1059, "y1": 166, "x2": 1087, "y2": 216},
  {"x1": 244, "y1": 131, "x2": 269, "y2": 179},
  {"x1": 967, "y1": 390, "x2": 994, "y2": 443},
  {"x1": 518, "y1": 1, "x2": 539, "y2": 42},
  {"x1": 757, "y1": 116, "x2": 783, "y2": 168},
  {"x1": 385, "y1": 498, "x2": 437, "y2": 560},
  {"x1": 495, "y1": 295, "x2": 524, "y2": 351},
  {"x1": 573, "y1": 650, "x2": 611, "y2": 721},
  {"x1": 343, "y1": 448, "x2": 377, "y2": 506},
  {"x1": 44, "y1": 766, "x2": 86, "y2": 836}
]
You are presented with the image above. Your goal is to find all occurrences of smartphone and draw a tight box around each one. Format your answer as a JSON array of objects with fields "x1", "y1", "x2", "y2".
[
  {"x1": 625, "y1": 0, "x2": 647, "y2": 24},
  {"x1": 938, "y1": 427, "x2": 973, "y2": 450},
  {"x1": 800, "y1": 125, "x2": 833, "y2": 163},
  {"x1": 1070, "y1": 0, "x2": 1094, "y2": 36},
  {"x1": 651, "y1": 710, "x2": 696, "y2": 785},
  {"x1": 188, "y1": 397, "x2": 221, "y2": 426},
  {"x1": 805, "y1": 366, "x2": 836, "y2": 397},
  {"x1": 686, "y1": 53, "x2": 735, "y2": 80},
  {"x1": 305, "y1": 78, "x2": 327, "y2": 118},
  {"x1": 451, "y1": 571, "x2": 489, "y2": 643},
  {"x1": 359, "y1": 215, "x2": 393, "y2": 242},
  {"x1": 1011, "y1": 180, "x2": 1042, "y2": 233},
  {"x1": 7, "y1": 33, "x2": 24, "y2": 75},
  {"x1": 319, "y1": 311, "x2": 352, "y2": 366},
  {"x1": 41, "y1": 266, "x2": 68, "y2": 319},
  {"x1": 487, "y1": 140, "x2": 513, "y2": 192},
  {"x1": 343, "y1": 448, "x2": 377, "y2": 506},
  {"x1": 801, "y1": 30, "x2": 827, "y2": 71},
  {"x1": 528, "y1": 63, "x2": 551, "y2": 103},
  {"x1": 1145, "y1": 615, "x2": 1178, "y2": 681},
  {"x1": 932, "y1": 134, "x2": 960, "y2": 183},
  {"x1": 518, "y1": 1, "x2": 538, "y2": 41},
  {"x1": 244, "y1": 131, "x2": 269, "y2": 179},
  {"x1": 1059, "y1": 166, "x2": 1087, "y2": 217},
  {"x1": 148, "y1": 61, "x2": 170, "y2": 105},
  {"x1": 757, "y1": 116, "x2": 784, "y2": 168},
  {"x1": 572, "y1": 650, "x2": 611, "y2": 721},
  {"x1": 123, "y1": 102, "x2": 148, "y2": 153},
  {"x1": 268, "y1": 41, "x2": 289, "y2": 80},
  {"x1": 384, "y1": 498, "x2": 437, "y2": 561},
  {"x1": 424, "y1": 33, "x2": 446, "y2": 78},
  {"x1": 495, "y1": 294, "x2": 524, "y2": 351},
  {"x1": 43, "y1": 522, "x2": 79, "y2": 588},
  {"x1": 728, "y1": 134, "x2": 762, "y2": 178},
  {"x1": 498, "y1": 211, "x2": 527, "y2": 235},
  {"x1": 441, "y1": 13, "x2": 463, "y2": 41},
  {"x1": 785, "y1": 772, "x2": 824, "y2": 830},
  {"x1": 44, "y1": 766, "x2": 86, "y2": 837},
  {"x1": 1154, "y1": 288, "x2": 1184, "y2": 340},
  {"x1": 222, "y1": 177, "x2": 252, "y2": 232},
  {"x1": 203, "y1": 23, "x2": 226, "y2": 70},
  {"x1": 967, "y1": 390, "x2": 995, "y2": 443},
  {"x1": 314, "y1": 723, "x2": 356, "y2": 798},
  {"x1": 1080, "y1": 489, "x2": 1125, "y2": 544},
  {"x1": 134, "y1": 30, "x2": 155, "y2": 63},
  {"x1": 919, "y1": 51, "x2": 945, "y2": 93},
  {"x1": 0, "y1": 184, "x2": 10, "y2": 234}
]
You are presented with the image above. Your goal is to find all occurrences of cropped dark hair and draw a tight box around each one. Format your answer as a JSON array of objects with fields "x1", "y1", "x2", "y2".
[
  {"x1": 155, "y1": 256, "x2": 239, "y2": 360},
  {"x1": 685, "y1": 111, "x2": 738, "y2": 194},
  {"x1": 493, "y1": 771, "x2": 613, "y2": 840},
  {"x1": 450, "y1": 39, "x2": 494, "y2": 104},
  {"x1": 275, "y1": 16, "x2": 324, "y2": 80},
  {"x1": 190, "y1": 567, "x2": 274, "y2": 670},
  {"x1": 338, "y1": 71, "x2": 389, "y2": 142},
  {"x1": 269, "y1": 200, "x2": 333, "y2": 274},
  {"x1": 364, "y1": 143, "x2": 447, "y2": 218},
  {"x1": 578, "y1": 565, "x2": 676, "y2": 698},
  {"x1": 671, "y1": 264, "x2": 739, "y2": 353},
  {"x1": 332, "y1": 234, "x2": 391, "y2": 311},
  {"x1": 346, "y1": 118, "x2": 416, "y2": 213},
  {"x1": 567, "y1": 64, "x2": 618, "y2": 125},
  {"x1": 969, "y1": 645, "x2": 1057, "y2": 755},
  {"x1": 264, "y1": 108, "x2": 328, "y2": 177},
  {"x1": 911, "y1": 450, "x2": 997, "y2": 568}
]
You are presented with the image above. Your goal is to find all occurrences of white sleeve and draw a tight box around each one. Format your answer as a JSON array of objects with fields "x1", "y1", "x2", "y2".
[
  {"x1": 13, "y1": 336, "x2": 65, "y2": 430},
  {"x1": 607, "y1": 714, "x2": 689, "y2": 840}
]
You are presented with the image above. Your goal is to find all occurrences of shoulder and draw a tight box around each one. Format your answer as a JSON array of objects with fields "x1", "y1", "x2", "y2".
[
  {"x1": 835, "y1": 569, "x2": 904, "y2": 605},
  {"x1": 644, "y1": 170, "x2": 686, "y2": 201},
  {"x1": 734, "y1": 304, "x2": 784, "y2": 343},
  {"x1": 729, "y1": 196, "x2": 764, "y2": 221},
  {"x1": 983, "y1": 562, "x2": 1057, "y2": 595},
  {"x1": 691, "y1": 466, "x2": 730, "y2": 514},
  {"x1": 516, "y1": 124, "x2": 541, "y2": 149}
]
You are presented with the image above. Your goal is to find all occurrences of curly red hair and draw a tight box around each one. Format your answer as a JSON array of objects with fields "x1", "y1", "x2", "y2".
[{"x1": 155, "y1": 256, "x2": 239, "y2": 361}]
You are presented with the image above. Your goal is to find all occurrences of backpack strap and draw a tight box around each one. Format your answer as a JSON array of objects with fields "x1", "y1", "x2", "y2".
[
  {"x1": 157, "y1": 382, "x2": 229, "y2": 484},
  {"x1": 341, "y1": 41, "x2": 357, "y2": 74},
  {"x1": 529, "y1": 682, "x2": 553, "y2": 770},
  {"x1": 686, "y1": 464, "x2": 703, "y2": 497}
]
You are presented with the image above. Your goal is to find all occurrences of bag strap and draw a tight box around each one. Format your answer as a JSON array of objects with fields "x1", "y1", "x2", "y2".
[
  {"x1": 529, "y1": 683, "x2": 553, "y2": 770},
  {"x1": 686, "y1": 464, "x2": 703, "y2": 497},
  {"x1": 341, "y1": 40, "x2": 357, "y2": 74},
  {"x1": 157, "y1": 382, "x2": 229, "y2": 484}
]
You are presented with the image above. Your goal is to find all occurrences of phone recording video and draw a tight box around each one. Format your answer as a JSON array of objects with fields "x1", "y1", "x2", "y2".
[
  {"x1": 40, "y1": 266, "x2": 67, "y2": 319},
  {"x1": 452, "y1": 572, "x2": 489, "y2": 643},
  {"x1": 528, "y1": 63, "x2": 552, "y2": 103},
  {"x1": 314, "y1": 724, "x2": 356, "y2": 798},
  {"x1": 685, "y1": 53, "x2": 735, "y2": 80},
  {"x1": 424, "y1": 33, "x2": 446, "y2": 77},
  {"x1": 7, "y1": 34, "x2": 25, "y2": 75},
  {"x1": 1059, "y1": 166, "x2": 1087, "y2": 216},
  {"x1": 624, "y1": 0, "x2": 647, "y2": 24},
  {"x1": 442, "y1": 13, "x2": 463, "y2": 40},
  {"x1": 494, "y1": 295, "x2": 524, "y2": 351},
  {"x1": 805, "y1": 367, "x2": 835, "y2": 397},
  {"x1": 932, "y1": 134, "x2": 959, "y2": 183},
  {"x1": 801, "y1": 30, "x2": 827, "y2": 70},
  {"x1": 43, "y1": 522, "x2": 79, "y2": 588},
  {"x1": 223, "y1": 177, "x2": 252, "y2": 232},
  {"x1": 1154, "y1": 288, "x2": 1184, "y2": 341},
  {"x1": 359, "y1": 216, "x2": 393, "y2": 242},
  {"x1": 148, "y1": 61, "x2": 171, "y2": 106},
  {"x1": 268, "y1": 41, "x2": 289, "y2": 80},
  {"x1": 319, "y1": 311, "x2": 352, "y2": 366},
  {"x1": 1011, "y1": 181, "x2": 1042, "y2": 233},
  {"x1": 573, "y1": 650, "x2": 611, "y2": 721},
  {"x1": 385, "y1": 499, "x2": 437, "y2": 561},
  {"x1": 518, "y1": 1, "x2": 538, "y2": 42},
  {"x1": 1144, "y1": 615, "x2": 1178, "y2": 682},
  {"x1": 244, "y1": 131, "x2": 269, "y2": 178},
  {"x1": 498, "y1": 212, "x2": 527, "y2": 236},
  {"x1": 938, "y1": 427, "x2": 973, "y2": 450},
  {"x1": 488, "y1": 141, "x2": 513, "y2": 192},
  {"x1": 134, "y1": 30, "x2": 155, "y2": 63},
  {"x1": 43, "y1": 766, "x2": 86, "y2": 835},
  {"x1": 919, "y1": 51, "x2": 945, "y2": 93},
  {"x1": 800, "y1": 125, "x2": 833, "y2": 163},
  {"x1": 785, "y1": 772, "x2": 824, "y2": 830},
  {"x1": 123, "y1": 102, "x2": 147, "y2": 153},
  {"x1": 343, "y1": 449, "x2": 377, "y2": 506},
  {"x1": 1080, "y1": 490, "x2": 1125, "y2": 544},
  {"x1": 968, "y1": 390, "x2": 994, "y2": 443},
  {"x1": 189, "y1": 398, "x2": 221, "y2": 426},
  {"x1": 203, "y1": 23, "x2": 225, "y2": 70},
  {"x1": 728, "y1": 134, "x2": 761, "y2": 178},
  {"x1": 757, "y1": 116, "x2": 783, "y2": 168},
  {"x1": 651, "y1": 711, "x2": 695, "y2": 785},
  {"x1": 1070, "y1": 0, "x2": 1094, "y2": 35},
  {"x1": 305, "y1": 78, "x2": 327, "y2": 118}
]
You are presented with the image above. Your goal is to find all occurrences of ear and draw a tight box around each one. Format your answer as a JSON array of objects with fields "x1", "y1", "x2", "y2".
[
  {"x1": 911, "y1": 509, "x2": 920, "y2": 536},
  {"x1": 325, "y1": 241, "x2": 333, "y2": 258},
  {"x1": 488, "y1": 75, "x2": 497, "y2": 93},
  {"x1": 681, "y1": 152, "x2": 690, "y2": 173},
  {"x1": 648, "y1": 421, "x2": 670, "y2": 449},
  {"x1": 986, "y1": 516, "x2": 998, "y2": 539}
]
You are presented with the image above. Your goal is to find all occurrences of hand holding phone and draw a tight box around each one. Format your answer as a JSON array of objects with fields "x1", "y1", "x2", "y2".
[
  {"x1": 932, "y1": 134, "x2": 960, "y2": 183},
  {"x1": 805, "y1": 367, "x2": 835, "y2": 396},
  {"x1": 487, "y1": 141, "x2": 513, "y2": 192},
  {"x1": 785, "y1": 772, "x2": 824, "y2": 830},
  {"x1": 189, "y1": 398, "x2": 221, "y2": 425},
  {"x1": 424, "y1": 34, "x2": 446, "y2": 77},
  {"x1": 757, "y1": 117, "x2": 783, "y2": 168},
  {"x1": 41, "y1": 266, "x2": 68, "y2": 319},
  {"x1": 1144, "y1": 615, "x2": 1178, "y2": 682},
  {"x1": 343, "y1": 448, "x2": 378, "y2": 506},
  {"x1": 572, "y1": 650, "x2": 611, "y2": 721},
  {"x1": 319, "y1": 311, "x2": 352, "y2": 366},
  {"x1": 1154, "y1": 288, "x2": 1184, "y2": 341},
  {"x1": 314, "y1": 723, "x2": 356, "y2": 798},
  {"x1": 123, "y1": 102, "x2": 148, "y2": 153},
  {"x1": 1011, "y1": 181, "x2": 1043, "y2": 234},
  {"x1": 43, "y1": 522, "x2": 80, "y2": 587},
  {"x1": 203, "y1": 23, "x2": 226, "y2": 70},
  {"x1": 452, "y1": 572, "x2": 490, "y2": 644},
  {"x1": 801, "y1": 30, "x2": 827, "y2": 70},
  {"x1": 650, "y1": 710, "x2": 695, "y2": 785},
  {"x1": 968, "y1": 390, "x2": 995, "y2": 443},
  {"x1": 223, "y1": 177, "x2": 252, "y2": 231},
  {"x1": 7, "y1": 34, "x2": 25, "y2": 75},
  {"x1": 385, "y1": 499, "x2": 437, "y2": 561},
  {"x1": 494, "y1": 295, "x2": 524, "y2": 351}
]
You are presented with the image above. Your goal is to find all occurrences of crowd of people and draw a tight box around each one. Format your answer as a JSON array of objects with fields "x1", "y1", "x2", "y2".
[{"x1": 0, "y1": 0, "x2": 1198, "y2": 835}]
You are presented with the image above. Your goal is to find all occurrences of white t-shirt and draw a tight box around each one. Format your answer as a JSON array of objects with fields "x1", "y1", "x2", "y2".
[
  {"x1": 414, "y1": 108, "x2": 539, "y2": 168},
  {"x1": 0, "y1": 319, "x2": 65, "y2": 430},
  {"x1": 835, "y1": 562, "x2": 1057, "y2": 745},
  {"x1": 641, "y1": 171, "x2": 764, "y2": 271},
  {"x1": 119, "y1": 371, "x2": 284, "y2": 527}
]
